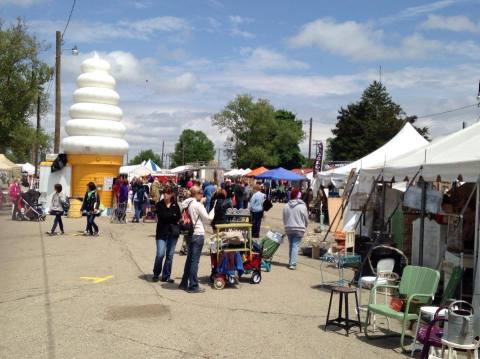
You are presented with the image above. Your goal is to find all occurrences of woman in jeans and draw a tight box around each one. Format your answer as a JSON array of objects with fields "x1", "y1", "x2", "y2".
[
  {"x1": 152, "y1": 186, "x2": 181, "y2": 283},
  {"x1": 179, "y1": 186, "x2": 211, "y2": 293},
  {"x1": 81, "y1": 182, "x2": 100, "y2": 236},
  {"x1": 49, "y1": 184, "x2": 66, "y2": 235},
  {"x1": 282, "y1": 188, "x2": 309, "y2": 270}
]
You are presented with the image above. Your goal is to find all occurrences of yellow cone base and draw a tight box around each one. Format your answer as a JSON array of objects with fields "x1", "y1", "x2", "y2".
[{"x1": 68, "y1": 154, "x2": 123, "y2": 208}]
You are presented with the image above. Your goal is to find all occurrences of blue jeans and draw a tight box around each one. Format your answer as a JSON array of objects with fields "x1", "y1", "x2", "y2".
[
  {"x1": 287, "y1": 232, "x2": 303, "y2": 266},
  {"x1": 180, "y1": 234, "x2": 205, "y2": 290},
  {"x1": 134, "y1": 201, "x2": 142, "y2": 221},
  {"x1": 86, "y1": 213, "x2": 98, "y2": 234},
  {"x1": 153, "y1": 236, "x2": 178, "y2": 279},
  {"x1": 251, "y1": 211, "x2": 263, "y2": 238},
  {"x1": 51, "y1": 210, "x2": 64, "y2": 233}
]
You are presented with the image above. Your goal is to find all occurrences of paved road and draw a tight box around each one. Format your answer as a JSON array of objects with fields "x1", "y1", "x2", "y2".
[{"x1": 0, "y1": 203, "x2": 406, "y2": 358}]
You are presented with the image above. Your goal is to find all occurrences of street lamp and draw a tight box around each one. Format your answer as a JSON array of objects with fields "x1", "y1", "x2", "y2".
[{"x1": 54, "y1": 30, "x2": 79, "y2": 154}]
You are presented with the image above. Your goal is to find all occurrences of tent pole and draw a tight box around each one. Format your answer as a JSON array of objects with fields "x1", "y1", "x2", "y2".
[
  {"x1": 473, "y1": 178, "x2": 479, "y2": 312},
  {"x1": 418, "y1": 178, "x2": 427, "y2": 266}
]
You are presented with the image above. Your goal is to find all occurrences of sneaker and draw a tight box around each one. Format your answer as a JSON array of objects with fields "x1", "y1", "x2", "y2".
[
  {"x1": 48, "y1": 231, "x2": 56, "y2": 236},
  {"x1": 288, "y1": 265, "x2": 296, "y2": 270},
  {"x1": 178, "y1": 284, "x2": 187, "y2": 290},
  {"x1": 83, "y1": 231, "x2": 90, "y2": 236},
  {"x1": 152, "y1": 276, "x2": 159, "y2": 282},
  {"x1": 187, "y1": 288, "x2": 205, "y2": 294},
  {"x1": 93, "y1": 232, "x2": 99, "y2": 237},
  {"x1": 60, "y1": 231, "x2": 65, "y2": 235},
  {"x1": 161, "y1": 278, "x2": 174, "y2": 283}
]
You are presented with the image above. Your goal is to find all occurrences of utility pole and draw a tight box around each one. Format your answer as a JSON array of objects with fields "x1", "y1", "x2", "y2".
[
  {"x1": 217, "y1": 148, "x2": 221, "y2": 166},
  {"x1": 161, "y1": 141, "x2": 165, "y2": 167},
  {"x1": 308, "y1": 117, "x2": 313, "y2": 163},
  {"x1": 34, "y1": 91, "x2": 41, "y2": 177},
  {"x1": 182, "y1": 143, "x2": 185, "y2": 165},
  {"x1": 54, "y1": 30, "x2": 62, "y2": 153}
]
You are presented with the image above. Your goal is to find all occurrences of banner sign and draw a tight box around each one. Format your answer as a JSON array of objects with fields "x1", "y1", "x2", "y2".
[{"x1": 313, "y1": 141, "x2": 323, "y2": 175}]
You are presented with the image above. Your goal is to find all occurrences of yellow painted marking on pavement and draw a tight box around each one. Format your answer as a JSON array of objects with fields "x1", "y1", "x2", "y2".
[{"x1": 80, "y1": 275, "x2": 114, "y2": 283}]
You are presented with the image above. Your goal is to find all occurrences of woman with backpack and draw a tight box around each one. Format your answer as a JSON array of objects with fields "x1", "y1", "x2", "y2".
[
  {"x1": 49, "y1": 184, "x2": 67, "y2": 236},
  {"x1": 81, "y1": 182, "x2": 101, "y2": 236},
  {"x1": 152, "y1": 185, "x2": 181, "y2": 283}
]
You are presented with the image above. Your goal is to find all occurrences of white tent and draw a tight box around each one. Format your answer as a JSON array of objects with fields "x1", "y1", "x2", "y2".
[
  {"x1": 131, "y1": 165, "x2": 152, "y2": 177},
  {"x1": 318, "y1": 123, "x2": 429, "y2": 187},
  {"x1": 361, "y1": 121, "x2": 480, "y2": 182},
  {"x1": 18, "y1": 163, "x2": 35, "y2": 175},
  {"x1": 171, "y1": 165, "x2": 193, "y2": 174},
  {"x1": 360, "y1": 121, "x2": 480, "y2": 319},
  {"x1": 142, "y1": 159, "x2": 162, "y2": 172},
  {"x1": 119, "y1": 164, "x2": 141, "y2": 174},
  {"x1": 225, "y1": 168, "x2": 248, "y2": 177}
]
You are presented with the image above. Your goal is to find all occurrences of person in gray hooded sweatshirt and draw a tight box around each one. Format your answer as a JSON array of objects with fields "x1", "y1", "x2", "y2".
[{"x1": 283, "y1": 187, "x2": 309, "y2": 270}]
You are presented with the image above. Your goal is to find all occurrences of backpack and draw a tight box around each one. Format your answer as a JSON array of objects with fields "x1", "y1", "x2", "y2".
[
  {"x1": 263, "y1": 197, "x2": 273, "y2": 212},
  {"x1": 179, "y1": 202, "x2": 195, "y2": 235}
]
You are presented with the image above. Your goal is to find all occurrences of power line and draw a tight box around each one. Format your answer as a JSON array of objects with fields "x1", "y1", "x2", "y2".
[
  {"x1": 416, "y1": 103, "x2": 477, "y2": 119},
  {"x1": 62, "y1": 0, "x2": 77, "y2": 39}
]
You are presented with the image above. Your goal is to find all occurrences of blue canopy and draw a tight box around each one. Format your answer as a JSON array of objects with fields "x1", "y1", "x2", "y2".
[{"x1": 255, "y1": 167, "x2": 306, "y2": 181}]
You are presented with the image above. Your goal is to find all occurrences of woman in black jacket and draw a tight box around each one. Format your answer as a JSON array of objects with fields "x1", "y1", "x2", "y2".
[
  {"x1": 211, "y1": 188, "x2": 232, "y2": 230},
  {"x1": 152, "y1": 186, "x2": 181, "y2": 283},
  {"x1": 81, "y1": 182, "x2": 100, "y2": 236}
]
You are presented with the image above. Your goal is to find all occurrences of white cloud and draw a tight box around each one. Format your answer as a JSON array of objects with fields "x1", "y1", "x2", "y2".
[
  {"x1": 421, "y1": 14, "x2": 479, "y2": 32},
  {"x1": 288, "y1": 18, "x2": 480, "y2": 61},
  {"x1": 228, "y1": 15, "x2": 255, "y2": 38},
  {"x1": 242, "y1": 47, "x2": 309, "y2": 70},
  {"x1": 288, "y1": 18, "x2": 389, "y2": 60},
  {"x1": 29, "y1": 16, "x2": 190, "y2": 43},
  {"x1": 382, "y1": 0, "x2": 460, "y2": 23}
]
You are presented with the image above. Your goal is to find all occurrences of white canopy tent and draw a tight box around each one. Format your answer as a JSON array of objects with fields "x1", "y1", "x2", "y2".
[
  {"x1": 225, "y1": 168, "x2": 250, "y2": 177},
  {"x1": 18, "y1": 162, "x2": 35, "y2": 175},
  {"x1": 359, "y1": 121, "x2": 480, "y2": 319},
  {"x1": 170, "y1": 165, "x2": 193, "y2": 174},
  {"x1": 318, "y1": 123, "x2": 429, "y2": 187},
  {"x1": 361, "y1": 121, "x2": 480, "y2": 182}
]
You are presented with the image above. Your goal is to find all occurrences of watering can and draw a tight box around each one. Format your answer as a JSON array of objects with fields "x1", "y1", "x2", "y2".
[{"x1": 444, "y1": 300, "x2": 474, "y2": 345}]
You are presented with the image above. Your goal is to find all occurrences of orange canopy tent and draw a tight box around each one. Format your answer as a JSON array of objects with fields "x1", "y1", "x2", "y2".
[{"x1": 244, "y1": 166, "x2": 268, "y2": 177}]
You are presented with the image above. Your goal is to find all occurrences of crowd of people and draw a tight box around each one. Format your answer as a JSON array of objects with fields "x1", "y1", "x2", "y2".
[{"x1": 7, "y1": 173, "x2": 311, "y2": 292}]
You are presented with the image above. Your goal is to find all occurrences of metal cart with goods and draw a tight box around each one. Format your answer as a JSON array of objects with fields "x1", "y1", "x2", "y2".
[{"x1": 210, "y1": 223, "x2": 262, "y2": 289}]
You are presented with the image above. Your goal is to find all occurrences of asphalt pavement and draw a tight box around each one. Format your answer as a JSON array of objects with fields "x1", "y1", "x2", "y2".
[{"x1": 0, "y1": 203, "x2": 407, "y2": 358}]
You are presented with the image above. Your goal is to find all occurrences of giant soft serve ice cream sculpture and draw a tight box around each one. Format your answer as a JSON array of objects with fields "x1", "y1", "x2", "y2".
[{"x1": 62, "y1": 53, "x2": 129, "y2": 207}]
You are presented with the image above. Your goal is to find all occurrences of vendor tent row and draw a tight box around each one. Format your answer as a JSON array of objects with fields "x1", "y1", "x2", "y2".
[
  {"x1": 225, "y1": 166, "x2": 308, "y2": 181},
  {"x1": 315, "y1": 121, "x2": 480, "y2": 321}
]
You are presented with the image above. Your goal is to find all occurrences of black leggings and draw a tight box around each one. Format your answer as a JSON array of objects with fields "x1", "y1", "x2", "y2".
[{"x1": 51, "y1": 211, "x2": 64, "y2": 233}]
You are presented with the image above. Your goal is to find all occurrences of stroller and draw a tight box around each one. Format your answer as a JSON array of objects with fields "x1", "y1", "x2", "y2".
[
  {"x1": 111, "y1": 201, "x2": 127, "y2": 224},
  {"x1": 16, "y1": 190, "x2": 46, "y2": 221}
]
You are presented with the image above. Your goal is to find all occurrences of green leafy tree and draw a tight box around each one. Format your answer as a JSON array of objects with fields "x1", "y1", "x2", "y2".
[
  {"x1": 0, "y1": 18, "x2": 54, "y2": 160},
  {"x1": 212, "y1": 95, "x2": 305, "y2": 169},
  {"x1": 171, "y1": 129, "x2": 215, "y2": 167},
  {"x1": 327, "y1": 81, "x2": 429, "y2": 161},
  {"x1": 129, "y1": 149, "x2": 163, "y2": 167},
  {"x1": 7, "y1": 123, "x2": 51, "y2": 163}
]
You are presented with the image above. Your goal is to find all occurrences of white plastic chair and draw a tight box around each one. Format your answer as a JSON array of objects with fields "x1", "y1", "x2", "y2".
[{"x1": 357, "y1": 258, "x2": 396, "y2": 331}]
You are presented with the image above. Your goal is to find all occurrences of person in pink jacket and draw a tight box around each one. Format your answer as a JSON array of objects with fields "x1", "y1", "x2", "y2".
[{"x1": 9, "y1": 179, "x2": 20, "y2": 220}]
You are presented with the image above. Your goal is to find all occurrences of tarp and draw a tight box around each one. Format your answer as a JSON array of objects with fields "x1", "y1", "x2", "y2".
[
  {"x1": 244, "y1": 167, "x2": 268, "y2": 177},
  {"x1": 361, "y1": 121, "x2": 480, "y2": 182},
  {"x1": 0, "y1": 154, "x2": 20, "y2": 170},
  {"x1": 119, "y1": 164, "x2": 141, "y2": 174},
  {"x1": 225, "y1": 168, "x2": 251, "y2": 177},
  {"x1": 131, "y1": 165, "x2": 152, "y2": 177},
  {"x1": 318, "y1": 123, "x2": 429, "y2": 187},
  {"x1": 255, "y1": 167, "x2": 306, "y2": 181}
]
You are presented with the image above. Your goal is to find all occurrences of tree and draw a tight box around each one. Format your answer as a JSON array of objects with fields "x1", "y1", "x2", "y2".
[
  {"x1": 129, "y1": 149, "x2": 163, "y2": 166},
  {"x1": 171, "y1": 130, "x2": 215, "y2": 167},
  {"x1": 212, "y1": 95, "x2": 305, "y2": 169},
  {"x1": 0, "y1": 18, "x2": 54, "y2": 160},
  {"x1": 327, "y1": 81, "x2": 429, "y2": 161}
]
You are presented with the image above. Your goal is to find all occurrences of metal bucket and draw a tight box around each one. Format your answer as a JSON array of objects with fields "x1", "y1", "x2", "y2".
[{"x1": 445, "y1": 300, "x2": 474, "y2": 345}]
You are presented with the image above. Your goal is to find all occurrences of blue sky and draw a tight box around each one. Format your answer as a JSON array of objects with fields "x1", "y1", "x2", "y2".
[{"x1": 1, "y1": 0, "x2": 479, "y2": 166}]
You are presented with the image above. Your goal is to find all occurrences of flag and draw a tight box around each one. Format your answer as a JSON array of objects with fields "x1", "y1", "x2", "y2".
[{"x1": 313, "y1": 142, "x2": 323, "y2": 175}]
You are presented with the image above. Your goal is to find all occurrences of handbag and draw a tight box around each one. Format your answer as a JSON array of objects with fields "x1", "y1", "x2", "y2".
[
  {"x1": 389, "y1": 297, "x2": 405, "y2": 312},
  {"x1": 208, "y1": 200, "x2": 216, "y2": 221}
]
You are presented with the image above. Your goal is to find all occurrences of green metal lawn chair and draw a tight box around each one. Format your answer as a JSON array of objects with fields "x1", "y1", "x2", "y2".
[{"x1": 364, "y1": 265, "x2": 440, "y2": 352}]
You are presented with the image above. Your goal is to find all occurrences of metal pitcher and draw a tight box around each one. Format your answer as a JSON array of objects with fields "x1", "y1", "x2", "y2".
[{"x1": 445, "y1": 300, "x2": 474, "y2": 345}]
